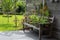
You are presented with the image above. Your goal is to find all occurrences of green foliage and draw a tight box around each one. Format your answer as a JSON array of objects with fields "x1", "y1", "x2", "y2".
[
  {"x1": 1, "y1": 0, "x2": 16, "y2": 12},
  {"x1": 40, "y1": 3, "x2": 50, "y2": 17},
  {"x1": 16, "y1": 1, "x2": 26, "y2": 13},
  {"x1": 29, "y1": 15, "x2": 48, "y2": 24},
  {"x1": 1, "y1": 0, "x2": 25, "y2": 14},
  {"x1": 44, "y1": 10, "x2": 50, "y2": 17},
  {"x1": 29, "y1": 15, "x2": 39, "y2": 23},
  {"x1": 39, "y1": 16, "x2": 48, "y2": 24},
  {"x1": 16, "y1": 1, "x2": 25, "y2": 7}
]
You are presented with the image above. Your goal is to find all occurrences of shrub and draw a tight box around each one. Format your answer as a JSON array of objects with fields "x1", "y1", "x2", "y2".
[{"x1": 16, "y1": 1, "x2": 25, "y2": 13}]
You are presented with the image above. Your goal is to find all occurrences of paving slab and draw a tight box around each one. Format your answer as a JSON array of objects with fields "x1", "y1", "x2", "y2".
[
  {"x1": 0, "y1": 30, "x2": 39, "y2": 40},
  {"x1": 0, "y1": 30, "x2": 57, "y2": 40}
]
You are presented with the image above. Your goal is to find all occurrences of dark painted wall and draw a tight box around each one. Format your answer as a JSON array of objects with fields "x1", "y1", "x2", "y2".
[{"x1": 46, "y1": 0, "x2": 60, "y2": 39}]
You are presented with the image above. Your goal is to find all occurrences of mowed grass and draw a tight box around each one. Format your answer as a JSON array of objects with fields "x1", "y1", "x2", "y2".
[{"x1": 0, "y1": 15, "x2": 24, "y2": 31}]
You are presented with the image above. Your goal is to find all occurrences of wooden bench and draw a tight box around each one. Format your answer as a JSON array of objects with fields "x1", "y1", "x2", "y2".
[
  {"x1": 23, "y1": 17, "x2": 55, "y2": 40},
  {"x1": 23, "y1": 16, "x2": 54, "y2": 30}
]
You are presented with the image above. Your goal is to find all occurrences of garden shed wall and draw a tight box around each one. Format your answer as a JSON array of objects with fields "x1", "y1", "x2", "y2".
[{"x1": 46, "y1": 0, "x2": 60, "y2": 39}]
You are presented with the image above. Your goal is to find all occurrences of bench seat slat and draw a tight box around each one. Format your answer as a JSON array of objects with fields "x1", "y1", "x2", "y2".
[{"x1": 23, "y1": 22, "x2": 39, "y2": 30}]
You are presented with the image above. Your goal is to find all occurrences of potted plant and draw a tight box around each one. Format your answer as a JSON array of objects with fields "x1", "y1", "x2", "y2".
[
  {"x1": 29, "y1": 15, "x2": 39, "y2": 26},
  {"x1": 29, "y1": 15, "x2": 49, "y2": 27}
]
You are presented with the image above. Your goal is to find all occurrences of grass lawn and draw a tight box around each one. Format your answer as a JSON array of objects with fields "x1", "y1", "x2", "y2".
[{"x1": 0, "y1": 15, "x2": 24, "y2": 31}]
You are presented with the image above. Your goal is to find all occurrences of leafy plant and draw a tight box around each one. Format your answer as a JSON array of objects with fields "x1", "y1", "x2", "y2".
[
  {"x1": 40, "y1": 3, "x2": 49, "y2": 17},
  {"x1": 29, "y1": 15, "x2": 39, "y2": 23},
  {"x1": 39, "y1": 16, "x2": 48, "y2": 24},
  {"x1": 29, "y1": 15, "x2": 48, "y2": 24},
  {"x1": 44, "y1": 10, "x2": 49, "y2": 17}
]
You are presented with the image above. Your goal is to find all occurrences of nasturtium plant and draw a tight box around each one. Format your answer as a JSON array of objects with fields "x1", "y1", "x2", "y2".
[
  {"x1": 39, "y1": 16, "x2": 48, "y2": 24},
  {"x1": 29, "y1": 15, "x2": 39, "y2": 23},
  {"x1": 29, "y1": 15, "x2": 48, "y2": 24}
]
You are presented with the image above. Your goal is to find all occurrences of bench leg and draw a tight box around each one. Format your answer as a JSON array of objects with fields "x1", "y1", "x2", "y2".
[
  {"x1": 23, "y1": 25, "x2": 30, "y2": 32},
  {"x1": 23, "y1": 24, "x2": 25, "y2": 32}
]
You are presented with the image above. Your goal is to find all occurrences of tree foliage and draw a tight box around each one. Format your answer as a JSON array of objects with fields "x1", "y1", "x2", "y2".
[
  {"x1": 1, "y1": 0, "x2": 26, "y2": 14},
  {"x1": 16, "y1": 0, "x2": 26, "y2": 13},
  {"x1": 1, "y1": 0, "x2": 17, "y2": 12}
]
